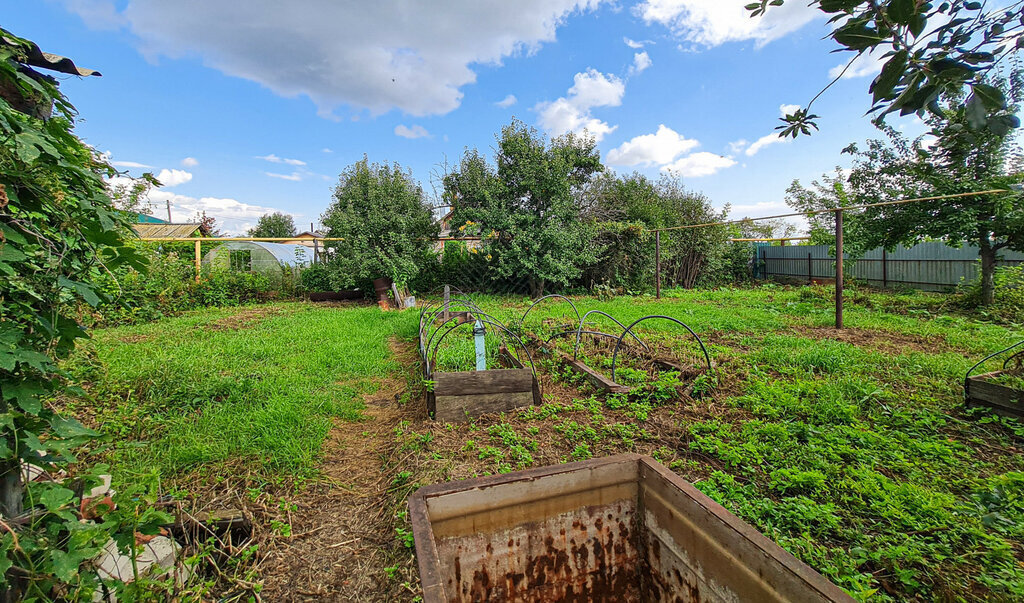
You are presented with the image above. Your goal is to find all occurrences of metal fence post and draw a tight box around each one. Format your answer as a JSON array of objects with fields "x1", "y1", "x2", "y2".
[
  {"x1": 835, "y1": 209, "x2": 844, "y2": 329},
  {"x1": 655, "y1": 230, "x2": 661, "y2": 299},
  {"x1": 881, "y1": 248, "x2": 887, "y2": 288}
]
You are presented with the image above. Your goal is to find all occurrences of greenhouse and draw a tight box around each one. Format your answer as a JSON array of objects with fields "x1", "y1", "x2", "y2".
[{"x1": 202, "y1": 241, "x2": 312, "y2": 281}]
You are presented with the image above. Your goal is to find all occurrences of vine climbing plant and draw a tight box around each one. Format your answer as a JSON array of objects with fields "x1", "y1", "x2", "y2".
[{"x1": 0, "y1": 28, "x2": 171, "y2": 598}]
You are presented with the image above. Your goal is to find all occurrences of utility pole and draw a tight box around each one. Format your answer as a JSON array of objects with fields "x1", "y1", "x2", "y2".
[{"x1": 166, "y1": 199, "x2": 172, "y2": 222}]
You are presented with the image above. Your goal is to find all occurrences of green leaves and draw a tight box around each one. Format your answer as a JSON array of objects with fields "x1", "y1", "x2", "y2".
[
  {"x1": 886, "y1": 0, "x2": 917, "y2": 24},
  {"x1": 0, "y1": 24, "x2": 137, "y2": 596},
  {"x1": 870, "y1": 50, "x2": 908, "y2": 103},
  {"x1": 58, "y1": 276, "x2": 101, "y2": 307},
  {"x1": 747, "y1": 0, "x2": 1021, "y2": 137},
  {"x1": 38, "y1": 485, "x2": 75, "y2": 512},
  {"x1": 833, "y1": 22, "x2": 888, "y2": 50}
]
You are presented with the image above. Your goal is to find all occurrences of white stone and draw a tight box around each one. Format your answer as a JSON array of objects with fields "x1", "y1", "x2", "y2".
[
  {"x1": 87, "y1": 475, "x2": 113, "y2": 499},
  {"x1": 93, "y1": 536, "x2": 180, "y2": 583}
]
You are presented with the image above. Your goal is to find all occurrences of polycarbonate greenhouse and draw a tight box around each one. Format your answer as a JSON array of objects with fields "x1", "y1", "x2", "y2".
[{"x1": 202, "y1": 242, "x2": 312, "y2": 282}]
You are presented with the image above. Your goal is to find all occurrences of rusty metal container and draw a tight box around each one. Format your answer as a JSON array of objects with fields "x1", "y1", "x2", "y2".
[{"x1": 409, "y1": 454, "x2": 853, "y2": 602}]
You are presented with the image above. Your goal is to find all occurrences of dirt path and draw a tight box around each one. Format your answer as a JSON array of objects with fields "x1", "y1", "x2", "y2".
[{"x1": 260, "y1": 339, "x2": 424, "y2": 601}]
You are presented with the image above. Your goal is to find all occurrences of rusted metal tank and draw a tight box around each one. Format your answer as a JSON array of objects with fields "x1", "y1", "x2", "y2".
[{"x1": 409, "y1": 454, "x2": 854, "y2": 602}]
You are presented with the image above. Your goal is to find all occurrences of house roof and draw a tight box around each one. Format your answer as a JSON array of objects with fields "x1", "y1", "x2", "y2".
[
  {"x1": 131, "y1": 223, "x2": 202, "y2": 238},
  {"x1": 134, "y1": 213, "x2": 168, "y2": 224}
]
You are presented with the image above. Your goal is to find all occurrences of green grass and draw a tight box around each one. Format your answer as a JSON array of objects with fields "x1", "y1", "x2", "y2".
[
  {"x1": 64, "y1": 302, "x2": 415, "y2": 484},
  {"x1": 414, "y1": 285, "x2": 1024, "y2": 600},
  {"x1": 64, "y1": 285, "x2": 1024, "y2": 601}
]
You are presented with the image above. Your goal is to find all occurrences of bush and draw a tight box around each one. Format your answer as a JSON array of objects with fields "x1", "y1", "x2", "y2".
[
  {"x1": 953, "y1": 265, "x2": 1024, "y2": 323},
  {"x1": 320, "y1": 157, "x2": 438, "y2": 290},
  {"x1": 299, "y1": 263, "x2": 333, "y2": 292},
  {"x1": 90, "y1": 242, "x2": 284, "y2": 325}
]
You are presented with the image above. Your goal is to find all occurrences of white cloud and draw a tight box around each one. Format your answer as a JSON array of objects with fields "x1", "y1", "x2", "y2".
[
  {"x1": 265, "y1": 171, "x2": 304, "y2": 181},
  {"x1": 257, "y1": 153, "x2": 307, "y2": 166},
  {"x1": 496, "y1": 94, "x2": 518, "y2": 108},
  {"x1": 181, "y1": 157, "x2": 199, "y2": 167},
  {"x1": 112, "y1": 160, "x2": 153, "y2": 168},
  {"x1": 624, "y1": 37, "x2": 644, "y2": 48},
  {"x1": 322, "y1": 147, "x2": 333, "y2": 153},
  {"x1": 828, "y1": 49, "x2": 886, "y2": 80},
  {"x1": 661, "y1": 151, "x2": 736, "y2": 177},
  {"x1": 155, "y1": 168, "x2": 192, "y2": 187},
  {"x1": 395, "y1": 124, "x2": 431, "y2": 139},
  {"x1": 630, "y1": 51, "x2": 652, "y2": 74},
  {"x1": 637, "y1": 0, "x2": 818, "y2": 47},
  {"x1": 743, "y1": 103, "x2": 799, "y2": 156},
  {"x1": 65, "y1": 1, "x2": 605, "y2": 117},
  {"x1": 606, "y1": 124, "x2": 698, "y2": 167},
  {"x1": 148, "y1": 189, "x2": 295, "y2": 235},
  {"x1": 744, "y1": 132, "x2": 788, "y2": 156},
  {"x1": 536, "y1": 68, "x2": 625, "y2": 141},
  {"x1": 728, "y1": 139, "x2": 749, "y2": 154}
]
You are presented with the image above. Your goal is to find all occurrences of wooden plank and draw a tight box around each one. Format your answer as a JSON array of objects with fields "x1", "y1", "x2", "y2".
[
  {"x1": 552, "y1": 350, "x2": 630, "y2": 394},
  {"x1": 967, "y1": 373, "x2": 1024, "y2": 418},
  {"x1": 434, "y1": 369, "x2": 533, "y2": 396},
  {"x1": 434, "y1": 391, "x2": 534, "y2": 422}
]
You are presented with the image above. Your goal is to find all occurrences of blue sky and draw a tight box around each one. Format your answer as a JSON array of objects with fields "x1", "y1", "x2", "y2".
[{"x1": 11, "y1": 1, "x2": 927, "y2": 234}]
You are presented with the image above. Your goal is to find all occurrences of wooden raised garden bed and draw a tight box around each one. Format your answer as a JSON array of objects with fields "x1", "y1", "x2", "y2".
[
  {"x1": 965, "y1": 371, "x2": 1024, "y2": 418},
  {"x1": 428, "y1": 368, "x2": 540, "y2": 423}
]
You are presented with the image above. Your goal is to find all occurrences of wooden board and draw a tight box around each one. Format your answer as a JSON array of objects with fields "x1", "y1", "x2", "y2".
[
  {"x1": 434, "y1": 369, "x2": 533, "y2": 396},
  {"x1": 434, "y1": 391, "x2": 535, "y2": 423},
  {"x1": 967, "y1": 371, "x2": 1024, "y2": 418},
  {"x1": 432, "y1": 369, "x2": 537, "y2": 422},
  {"x1": 552, "y1": 349, "x2": 630, "y2": 394}
]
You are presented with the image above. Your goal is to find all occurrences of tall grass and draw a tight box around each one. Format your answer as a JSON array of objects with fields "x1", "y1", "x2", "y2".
[{"x1": 65, "y1": 302, "x2": 416, "y2": 484}]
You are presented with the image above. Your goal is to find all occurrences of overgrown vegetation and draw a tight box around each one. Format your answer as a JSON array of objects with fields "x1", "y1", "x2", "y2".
[
  {"x1": 90, "y1": 241, "x2": 287, "y2": 326},
  {"x1": 0, "y1": 27, "x2": 178, "y2": 600},
  {"x1": 63, "y1": 285, "x2": 1024, "y2": 600}
]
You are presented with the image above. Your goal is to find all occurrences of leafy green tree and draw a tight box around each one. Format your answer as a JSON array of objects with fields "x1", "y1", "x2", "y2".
[
  {"x1": 581, "y1": 172, "x2": 733, "y2": 289},
  {"x1": 749, "y1": 1, "x2": 1023, "y2": 138},
  {"x1": 445, "y1": 120, "x2": 603, "y2": 296},
  {"x1": 789, "y1": 82, "x2": 1024, "y2": 305},
  {"x1": 785, "y1": 168, "x2": 854, "y2": 244},
  {"x1": 247, "y1": 211, "x2": 296, "y2": 238},
  {"x1": 321, "y1": 157, "x2": 437, "y2": 290}
]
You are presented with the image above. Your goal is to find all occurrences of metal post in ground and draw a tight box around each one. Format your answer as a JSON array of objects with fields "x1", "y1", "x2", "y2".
[
  {"x1": 835, "y1": 209, "x2": 844, "y2": 329},
  {"x1": 655, "y1": 230, "x2": 661, "y2": 299},
  {"x1": 194, "y1": 240, "x2": 201, "y2": 283},
  {"x1": 882, "y1": 248, "x2": 887, "y2": 288}
]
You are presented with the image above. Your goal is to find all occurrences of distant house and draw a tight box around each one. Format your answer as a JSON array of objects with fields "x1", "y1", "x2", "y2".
[
  {"x1": 134, "y1": 213, "x2": 168, "y2": 225},
  {"x1": 131, "y1": 223, "x2": 204, "y2": 239},
  {"x1": 433, "y1": 209, "x2": 481, "y2": 253},
  {"x1": 283, "y1": 231, "x2": 325, "y2": 248}
]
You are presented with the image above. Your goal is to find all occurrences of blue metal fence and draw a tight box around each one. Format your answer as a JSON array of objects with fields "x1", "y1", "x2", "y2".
[{"x1": 757, "y1": 241, "x2": 1024, "y2": 291}]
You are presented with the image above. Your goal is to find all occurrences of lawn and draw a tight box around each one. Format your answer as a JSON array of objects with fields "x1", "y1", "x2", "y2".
[{"x1": 62, "y1": 285, "x2": 1024, "y2": 601}]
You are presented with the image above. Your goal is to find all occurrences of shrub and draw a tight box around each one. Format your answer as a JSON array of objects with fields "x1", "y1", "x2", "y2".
[
  {"x1": 91, "y1": 242, "x2": 283, "y2": 325},
  {"x1": 299, "y1": 263, "x2": 333, "y2": 292},
  {"x1": 320, "y1": 157, "x2": 438, "y2": 290},
  {"x1": 953, "y1": 265, "x2": 1024, "y2": 323}
]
